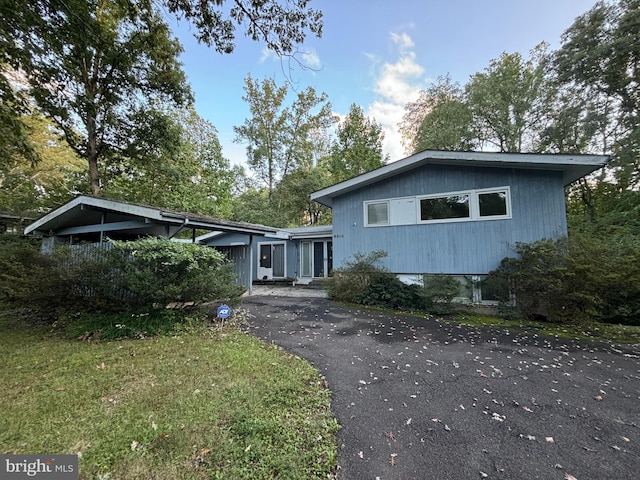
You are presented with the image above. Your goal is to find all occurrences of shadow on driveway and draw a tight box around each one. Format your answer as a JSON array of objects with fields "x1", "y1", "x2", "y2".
[{"x1": 242, "y1": 294, "x2": 640, "y2": 480}]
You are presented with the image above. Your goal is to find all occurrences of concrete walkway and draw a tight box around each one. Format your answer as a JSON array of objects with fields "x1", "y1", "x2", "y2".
[{"x1": 241, "y1": 294, "x2": 640, "y2": 480}]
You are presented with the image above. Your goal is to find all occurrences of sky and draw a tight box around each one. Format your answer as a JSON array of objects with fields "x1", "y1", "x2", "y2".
[{"x1": 169, "y1": 0, "x2": 600, "y2": 168}]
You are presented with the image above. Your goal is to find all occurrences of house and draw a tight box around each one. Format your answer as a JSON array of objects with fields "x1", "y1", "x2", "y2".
[
  {"x1": 23, "y1": 151, "x2": 609, "y2": 300},
  {"x1": 310, "y1": 150, "x2": 609, "y2": 302},
  {"x1": 22, "y1": 195, "x2": 282, "y2": 293},
  {"x1": 22, "y1": 195, "x2": 333, "y2": 291},
  {"x1": 198, "y1": 224, "x2": 333, "y2": 285}
]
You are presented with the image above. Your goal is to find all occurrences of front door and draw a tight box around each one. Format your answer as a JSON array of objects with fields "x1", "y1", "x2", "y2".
[
  {"x1": 258, "y1": 243, "x2": 285, "y2": 280},
  {"x1": 301, "y1": 240, "x2": 333, "y2": 279}
]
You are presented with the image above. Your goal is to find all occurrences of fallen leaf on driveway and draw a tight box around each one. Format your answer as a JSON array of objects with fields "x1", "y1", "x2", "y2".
[
  {"x1": 545, "y1": 436, "x2": 554, "y2": 443},
  {"x1": 358, "y1": 451, "x2": 364, "y2": 459},
  {"x1": 564, "y1": 473, "x2": 577, "y2": 480}
]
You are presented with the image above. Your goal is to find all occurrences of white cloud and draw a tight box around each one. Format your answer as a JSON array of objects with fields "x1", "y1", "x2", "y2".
[
  {"x1": 259, "y1": 47, "x2": 322, "y2": 71},
  {"x1": 366, "y1": 32, "x2": 427, "y2": 161},
  {"x1": 301, "y1": 49, "x2": 322, "y2": 69},
  {"x1": 390, "y1": 32, "x2": 414, "y2": 51}
]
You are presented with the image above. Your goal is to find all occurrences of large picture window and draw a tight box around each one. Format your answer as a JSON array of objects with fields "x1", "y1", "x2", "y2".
[
  {"x1": 418, "y1": 187, "x2": 510, "y2": 223},
  {"x1": 420, "y1": 194, "x2": 470, "y2": 221}
]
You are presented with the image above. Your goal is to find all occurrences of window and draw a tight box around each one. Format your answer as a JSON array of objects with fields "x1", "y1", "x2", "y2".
[
  {"x1": 420, "y1": 194, "x2": 470, "y2": 221},
  {"x1": 479, "y1": 190, "x2": 508, "y2": 217},
  {"x1": 365, "y1": 201, "x2": 389, "y2": 226},
  {"x1": 419, "y1": 187, "x2": 510, "y2": 224},
  {"x1": 364, "y1": 187, "x2": 510, "y2": 227}
]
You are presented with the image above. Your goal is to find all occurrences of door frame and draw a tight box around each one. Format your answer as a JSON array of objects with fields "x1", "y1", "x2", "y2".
[
  {"x1": 257, "y1": 241, "x2": 286, "y2": 280},
  {"x1": 300, "y1": 240, "x2": 332, "y2": 279}
]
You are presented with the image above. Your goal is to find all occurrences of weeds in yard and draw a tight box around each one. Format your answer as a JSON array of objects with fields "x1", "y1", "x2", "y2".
[{"x1": 0, "y1": 312, "x2": 339, "y2": 479}]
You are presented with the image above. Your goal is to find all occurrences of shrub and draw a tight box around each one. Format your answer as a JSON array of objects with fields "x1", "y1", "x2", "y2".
[
  {"x1": 0, "y1": 235, "x2": 68, "y2": 320},
  {"x1": 65, "y1": 238, "x2": 245, "y2": 313},
  {"x1": 325, "y1": 250, "x2": 389, "y2": 302},
  {"x1": 423, "y1": 275, "x2": 461, "y2": 313},
  {"x1": 487, "y1": 235, "x2": 640, "y2": 325},
  {"x1": 356, "y1": 274, "x2": 431, "y2": 311},
  {"x1": 326, "y1": 250, "x2": 431, "y2": 311}
]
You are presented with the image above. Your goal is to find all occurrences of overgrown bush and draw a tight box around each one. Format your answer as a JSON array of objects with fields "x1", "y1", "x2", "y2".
[
  {"x1": 355, "y1": 274, "x2": 431, "y2": 311},
  {"x1": 1, "y1": 236, "x2": 245, "y2": 328},
  {"x1": 326, "y1": 250, "x2": 431, "y2": 311},
  {"x1": 0, "y1": 235, "x2": 68, "y2": 320},
  {"x1": 66, "y1": 238, "x2": 245, "y2": 313},
  {"x1": 324, "y1": 250, "x2": 389, "y2": 302},
  {"x1": 423, "y1": 275, "x2": 461, "y2": 313},
  {"x1": 487, "y1": 235, "x2": 640, "y2": 325}
]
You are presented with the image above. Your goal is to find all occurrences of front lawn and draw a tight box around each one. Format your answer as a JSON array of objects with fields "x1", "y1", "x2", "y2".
[{"x1": 0, "y1": 312, "x2": 339, "y2": 479}]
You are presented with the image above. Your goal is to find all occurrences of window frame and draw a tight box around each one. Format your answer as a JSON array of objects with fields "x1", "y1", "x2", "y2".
[
  {"x1": 364, "y1": 200, "x2": 390, "y2": 227},
  {"x1": 476, "y1": 187, "x2": 511, "y2": 220},
  {"x1": 417, "y1": 190, "x2": 472, "y2": 223},
  {"x1": 417, "y1": 187, "x2": 511, "y2": 224}
]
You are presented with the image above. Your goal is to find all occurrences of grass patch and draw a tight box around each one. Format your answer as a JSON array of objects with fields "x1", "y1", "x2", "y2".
[
  {"x1": 331, "y1": 300, "x2": 640, "y2": 345},
  {"x1": 0, "y1": 311, "x2": 339, "y2": 479},
  {"x1": 452, "y1": 313, "x2": 640, "y2": 344}
]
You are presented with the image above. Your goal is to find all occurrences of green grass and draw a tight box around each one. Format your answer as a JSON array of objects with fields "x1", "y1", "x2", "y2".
[
  {"x1": 452, "y1": 313, "x2": 640, "y2": 344},
  {"x1": 0, "y1": 311, "x2": 339, "y2": 479},
  {"x1": 331, "y1": 300, "x2": 640, "y2": 344}
]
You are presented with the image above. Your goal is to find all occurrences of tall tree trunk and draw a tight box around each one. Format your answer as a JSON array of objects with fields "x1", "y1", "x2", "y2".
[{"x1": 87, "y1": 115, "x2": 100, "y2": 196}]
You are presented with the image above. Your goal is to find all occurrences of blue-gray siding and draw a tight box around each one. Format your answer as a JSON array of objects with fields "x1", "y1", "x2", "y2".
[
  {"x1": 331, "y1": 165, "x2": 567, "y2": 275},
  {"x1": 202, "y1": 234, "x2": 320, "y2": 281}
]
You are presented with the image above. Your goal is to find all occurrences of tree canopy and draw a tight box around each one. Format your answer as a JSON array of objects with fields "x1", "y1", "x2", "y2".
[{"x1": 329, "y1": 104, "x2": 387, "y2": 182}]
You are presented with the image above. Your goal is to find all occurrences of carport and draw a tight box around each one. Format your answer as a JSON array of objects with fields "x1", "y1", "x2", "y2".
[{"x1": 23, "y1": 195, "x2": 281, "y2": 294}]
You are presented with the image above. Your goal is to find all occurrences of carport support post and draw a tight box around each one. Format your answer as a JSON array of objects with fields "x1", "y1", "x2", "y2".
[{"x1": 248, "y1": 234, "x2": 253, "y2": 295}]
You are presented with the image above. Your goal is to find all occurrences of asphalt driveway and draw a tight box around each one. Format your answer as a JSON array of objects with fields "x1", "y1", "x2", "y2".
[{"x1": 241, "y1": 292, "x2": 640, "y2": 480}]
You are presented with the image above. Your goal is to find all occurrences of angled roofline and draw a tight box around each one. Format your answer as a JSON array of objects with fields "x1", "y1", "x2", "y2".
[
  {"x1": 310, "y1": 150, "x2": 610, "y2": 207},
  {"x1": 24, "y1": 195, "x2": 279, "y2": 236}
]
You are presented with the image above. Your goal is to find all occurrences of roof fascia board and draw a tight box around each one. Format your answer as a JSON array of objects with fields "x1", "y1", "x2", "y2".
[{"x1": 310, "y1": 151, "x2": 609, "y2": 206}]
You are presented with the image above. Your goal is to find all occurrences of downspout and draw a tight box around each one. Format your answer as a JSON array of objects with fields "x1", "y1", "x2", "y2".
[{"x1": 248, "y1": 234, "x2": 253, "y2": 295}]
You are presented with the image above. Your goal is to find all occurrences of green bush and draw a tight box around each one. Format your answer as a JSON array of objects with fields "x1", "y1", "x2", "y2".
[
  {"x1": 487, "y1": 235, "x2": 640, "y2": 325},
  {"x1": 66, "y1": 238, "x2": 245, "y2": 313},
  {"x1": 0, "y1": 235, "x2": 68, "y2": 320},
  {"x1": 326, "y1": 250, "x2": 431, "y2": 311},
  {"x1": 1, "y1": 236, "x2": 245, "y2": 327},
  {"x1": 325, "y1": 250, "x2": 389, "y2": 301},
  {"x1": 423, "y1": 275, "x2": 461, "y2": 313},
  {"x1": 355, "y1": 274, "x2": 431, "y2": 311}
]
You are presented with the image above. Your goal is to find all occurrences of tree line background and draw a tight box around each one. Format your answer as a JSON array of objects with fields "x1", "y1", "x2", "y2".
[{"x1": 1, "y1": 0, "x2": 639, "y2": 239}]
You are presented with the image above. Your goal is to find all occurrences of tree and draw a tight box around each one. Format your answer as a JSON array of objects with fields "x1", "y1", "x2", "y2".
[
  {"x1": 465, "y1": 45, "x2": 552, "y2": 152},
  {"x1": 4, "y1": 0, "x2": 191, "y2": 196},
  {"x1": 554, "y1": 0, "x2": 640, "y2": 190},
  {"x1": 165, "y1": 0, "x2": 323, "y2": 56},
  {"x1": 399, "y1": 75, "x2": 461, "y2": 155},
  {"x1": 329, "y1": 104, "x2": 386, "y2": 183},
  {"x1": 0, "y1": 110, "x2": 85, "y2": 213},
  {"x1": 274, "y1": 166, "x2": 332, "y2": 225},
  {"x1": 103, "y1": 107, "x2": 239, "y2": 217},
  {"x1": 2, "y1": 0, "x2": 324, "y2": 196},
  {"x1": 234, "y1": 75, "x2": 333, "y2": 197},
  {"x1": 413, "y1": 78, "x2": 475, "y2": 152}
]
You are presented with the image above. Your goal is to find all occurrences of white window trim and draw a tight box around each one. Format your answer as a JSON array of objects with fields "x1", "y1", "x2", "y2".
[
  {"x1": 417, "y1": 189, "x2": 472, "y2": 224},
  {"x1": 364, "y1": 200, "x2": 390, "y2": 227},
  {"x1": 363, "y1": 187, "x2": 512, "y2": 227},
  {"x1": 475, "y1": 186, "x2": 512, "y2": 220}
]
